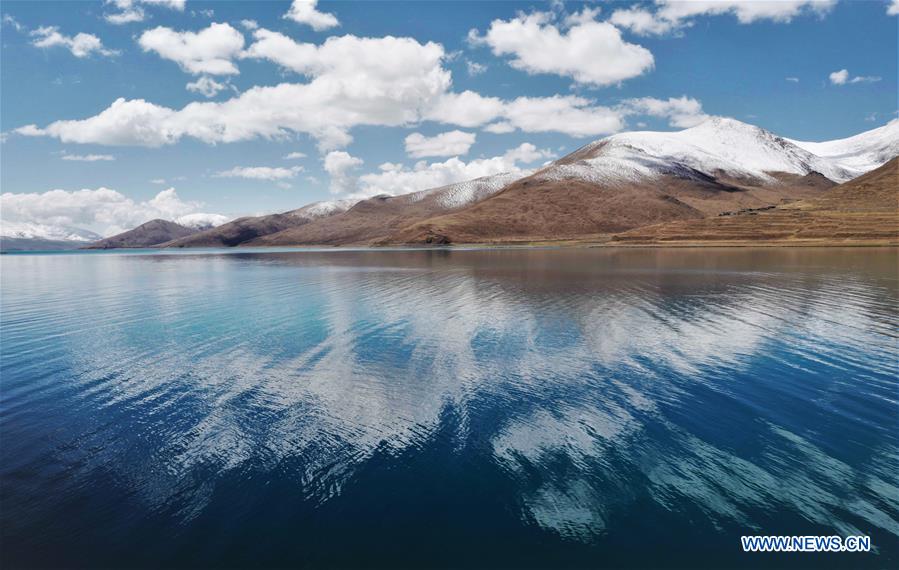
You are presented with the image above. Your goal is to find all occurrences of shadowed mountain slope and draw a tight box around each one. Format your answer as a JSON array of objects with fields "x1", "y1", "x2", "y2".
[{"x1": 86, "y1": 219, "x2": 197, "y2": 249}]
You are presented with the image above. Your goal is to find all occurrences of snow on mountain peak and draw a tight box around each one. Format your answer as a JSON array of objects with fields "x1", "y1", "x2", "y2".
[
  {"x1": 0, "y1": 220, "x2": 102, "y2": 242},
  {"x1": 788, "y1": 119, "x2": 899, "y2": 176},
  {"x1": 537, "y1": 116, "x2": 894, "y2": 187}
]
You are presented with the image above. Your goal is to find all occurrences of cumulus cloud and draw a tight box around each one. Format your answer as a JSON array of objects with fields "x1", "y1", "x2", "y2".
[
  {"x1": 829, "y1": 68, "x2": 881, "y2": 85},
  {"x1": 611, "y1": 0, "x2": 835, "y2": 36},
  {"x1": 30, "y1": 26, "x2": 118, "y2": 58},
  {"x1": 213, "y1": 165, "x2": 304, "y2": 181},
  {"x1": 350, "y1": 143, "x2": 554, "y2": 199},
  {"x1": 469, "y1": 8, "x2": 654, "y2": 86},
  {"x1": 502, "y1": 96, "x2": 625, "y2": 136},
  {"x1": 283, "y1": 151, "x2": 307, "y2": 159},
  {"x1": 828, "y1": 69, "x2": 849, "y2": 85},
  {"x1": 405, "y1": 130, "x2": 476, "y2": 158},
  {"x1": 60, "y1": 152, "x2": 115, "y2": 161},
  {"x1": 609, "y1": 8, "x2": 677, "y2": 36},
  {"x1": 240, "y1": 19, "x2": 259, "y2": 30},
  {"x1": 618, "y1": 96, "x2": 709, "y2": 128},
  {"x1": 323, "y1": 151, "x2": 363, "y2": 194},
  {"x1": 176, "y1": 212, "x2": 230, "y2": 229},
  {"x1": 426, "y1": 92, "x2": 625, "y2": 138},
  {"x1": 139, "y1": 23, "x2": 245, "y2": 75},
  {"x1": 13, "y1": 24, "x2": 702, "y2": 149},
  {"x1": 484, "y1": 122, "x2": 515, "y2": 134},
  {"x1": 890, "y1": 0, "x2": 899, "y2": 15},
  {"x1": 105, "y1": 0, "x2": 186, "y2": 25},
  {"x1": 283, "y1": 0, "x2": 339, "y2": 31},
  {"x1": 186, "y1": 76, "x2": 230, "y2": 97},
  {"x1": 17, "y1": 32, "x2": 452, "y2": 150},
  {"x1": 657, "y1": 0, "x2": 836, "y2": 24},
  {"x1": 0, "y1": 187, "x2": 222, "y2": 237}
]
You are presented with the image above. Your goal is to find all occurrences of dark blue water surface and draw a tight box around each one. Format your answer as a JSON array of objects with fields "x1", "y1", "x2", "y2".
[{"x1": 1, "y1": 247, "x2": 897, "y2": 569}]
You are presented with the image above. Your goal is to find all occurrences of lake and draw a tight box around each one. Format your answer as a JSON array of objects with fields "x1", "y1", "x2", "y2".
[{"x1": 1, "y1": 247, "x2": 897, "y2": 569}]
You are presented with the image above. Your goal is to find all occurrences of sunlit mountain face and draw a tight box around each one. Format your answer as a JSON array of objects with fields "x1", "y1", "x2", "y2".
[{"x1": 2, "y1": 248, "x2": 896, "y2": 568}]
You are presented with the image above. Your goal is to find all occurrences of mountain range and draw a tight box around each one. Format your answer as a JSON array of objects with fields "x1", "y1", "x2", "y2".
[{"x1": 4, "y1": 118, "x2": 896, "y2": 250}]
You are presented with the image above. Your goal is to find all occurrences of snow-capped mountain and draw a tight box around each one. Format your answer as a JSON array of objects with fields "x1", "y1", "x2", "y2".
[
  {"x1": 536, "y1": 117, "x2": 892, "y2": 187},
  {"x1": 0, "y1": 220, "x2": 102, "y2": 242},
  {"x1": 395, "y1": 171, "x2": 525, "y2": 210},
  {"x1": 288, "y1": 199, "x2": 357, "y2": 220},
  {"x1": 788, "y1": 119, "x2": 899, "y2": 177}
]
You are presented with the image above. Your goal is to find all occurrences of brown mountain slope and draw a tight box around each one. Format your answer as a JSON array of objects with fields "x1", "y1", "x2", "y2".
[
  {"x1": 612, "y1": 157, "x2": 898, "y2": 245},
  {"x1": 162, "y1": 200, "x2": 353, "y2": 248},
  {"x1": 163, "y1": 213, "x2": 304, "y2": 248},
  {"x1": 380, "y1": 170, "x2": 834, "y2": 246},
  {"x1": 247, "y1": 173, "x2": 519, "y2": 246},
  {"x1": 85, "y1": 219, "x2": 197, "y2": 249}
]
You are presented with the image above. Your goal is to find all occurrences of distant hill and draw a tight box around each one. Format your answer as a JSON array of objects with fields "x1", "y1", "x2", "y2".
[
  {"x1": 0, "y1": 237, "x2": 89, "y2": 252},
  {"x1": 0, "y1": 221, "x2": 102, "y2": 252},
  {"x1": 85, "y1": 219, "x2": 198, "y2": 249},
  {"x1": 161, "y1": 200, "x2": 355, "y2": 248}
]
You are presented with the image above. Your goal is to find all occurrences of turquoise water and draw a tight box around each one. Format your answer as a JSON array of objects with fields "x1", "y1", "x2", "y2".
[{"x1": 1, "y1": 247, "x2": 897, "y2": 568}]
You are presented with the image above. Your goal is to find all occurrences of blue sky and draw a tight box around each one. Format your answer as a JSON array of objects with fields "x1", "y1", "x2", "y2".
[{"x1": 1, "y1": 0, "x2": 896, "y2": 235}]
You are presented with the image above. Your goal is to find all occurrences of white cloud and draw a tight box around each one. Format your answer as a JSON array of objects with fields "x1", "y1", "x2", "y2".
[
  {"x1": 484, "y1": 122, "x2": 515, "y2": 134},
  {"x1": 213, "y1": 165, "x2": 304, "y2": 181},
  {"x1": 656, "y1": 0, "x2": 836, "y2": 25},
  {"x1": 3, "y1": 14, "x2": 24, "y2": 32},
  {"x1": 186, "y1": 76, "x2": 230, "y2": 97},
  {"x1": 240, "y1": 19, "x2": 258, "y2": 30},
  {"x1": 16, "y1": 98, "x2": 177, "y2": 146},
  {"x1": 283, "y1": 0, "x2": 339, "y2": 31},
  {"x1": 890, "y1": 0, "x2": 899, "y2": 15},
  {"x1": 785, "y1": 76, "x2": 800, "y2": 82},
  {"x1": 138, "y1": 23, "x2": 245, "y2": 75},
  {"x1": 19, "y1": 32, "x2": 452, "y2": 150},
  {"x1": 0, "y1": 187, "x2": 220, "y2": 237},
  {"x1": 618, "y1": 96, "x2": 708, "y2": 128},
  {"x1": 609, "y1": 8, "x2": 676, "y2": 36},
  {"x1": 30, "y1": 26, "x2": 118, "y2": 58},
  {"x1": 466, "y1": 60, "x2": 487, "y2": 76},
  {"x1": 502, "y1": 96, "x2": 625, "y2": 136},
  {"x1": 350, "y1": 143, "x2": 553, "y2": 199},
  {"x1": 176, "y1": 212, "x2": 230, "y2": 229},
  {"x1": 150, "y1": 178, "x2": 167, "y2": 184},
  {"x1": 829, "y1": 69, "x2": 849, "y2": 85},
  {"x1": 424, "y1": 91, "x2": 506, "y2": 128},
  {"x1": 469, "y1": 8, "x2": 654, "y2": 86},
  {"x1": 104, "y1": 0, "x2": 186, "y2": 25},
  {"x1": 13, "y1": 23, "x2": 698, "y2": 150},
  {"x1": 323, "y1": 151, "x2": 363, "y2": 194},
  {"x1": 283, "y1": 151, "x2": 307, "y2": 160},
  {"x1": 830, "y1": 68, "x2": 881, "y2": 85},
  {"x1": 405, "y1": 130, "x2": 476, "y2": 158},
  {"x1": 611, "y1": 1, "x2": 836, "y2": 36},
  {"x1": 426, "y1": 92, "x2": 626, "y2": 138},
  {"x1": 60, "y1": 152, "x2": 115, "y2": 162}
]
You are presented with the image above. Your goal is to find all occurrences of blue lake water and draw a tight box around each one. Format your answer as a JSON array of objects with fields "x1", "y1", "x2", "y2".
[{"x1": 1, "y1": 247, "x2": 897, "y2": 569}]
